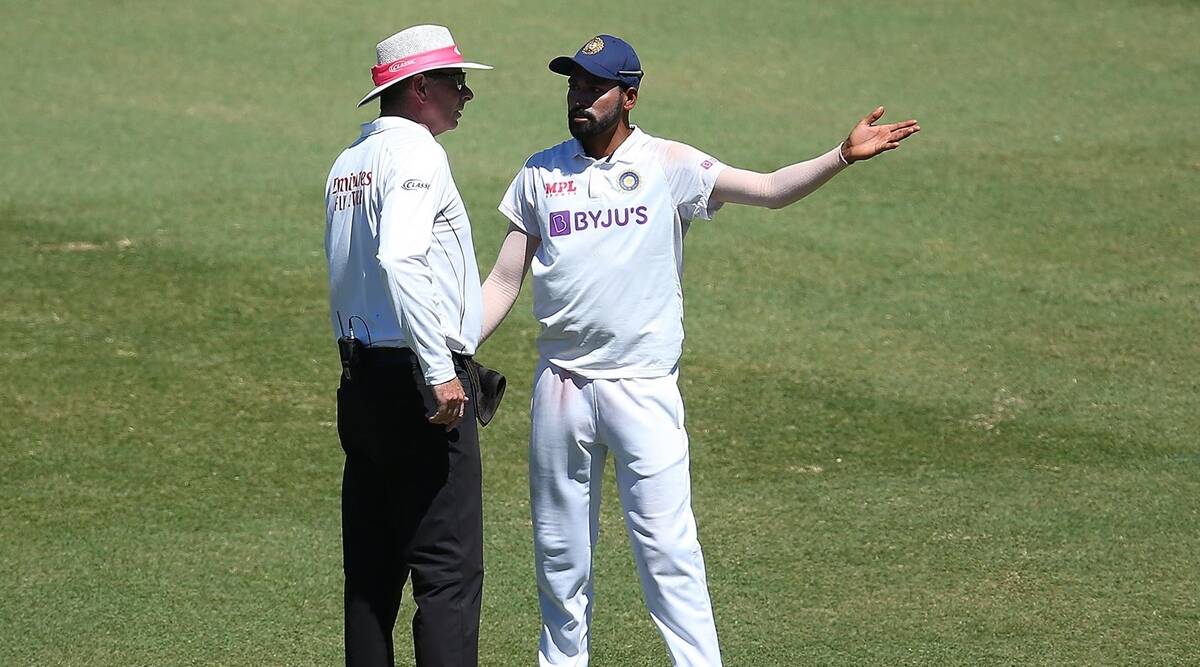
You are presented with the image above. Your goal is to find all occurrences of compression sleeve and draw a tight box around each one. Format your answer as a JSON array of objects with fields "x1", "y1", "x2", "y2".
[
  {"x1": 480, "y1": 226, "x2": 534, "y2": 342},
  {"x1": 712, "y1": 145, "x2": 849, "y2": 209}
]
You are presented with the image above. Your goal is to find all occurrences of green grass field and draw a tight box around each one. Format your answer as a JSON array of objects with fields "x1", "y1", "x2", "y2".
[{"x1": 2, "y1": 1, "x2": 1198, "y2": 664}]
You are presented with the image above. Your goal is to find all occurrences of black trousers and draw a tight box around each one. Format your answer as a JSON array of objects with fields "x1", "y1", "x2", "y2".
[{"x1": 337, "y1": 348, "x2": 483, "y2": 667}]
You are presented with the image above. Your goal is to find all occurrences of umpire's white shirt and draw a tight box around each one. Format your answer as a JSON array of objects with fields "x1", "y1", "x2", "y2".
[
  {"x1": 499, "y1": 128, "x2": 725, "y2": 379},
  {"x1": 325, "y1": 116, "x2": 481, "y2": 385}
]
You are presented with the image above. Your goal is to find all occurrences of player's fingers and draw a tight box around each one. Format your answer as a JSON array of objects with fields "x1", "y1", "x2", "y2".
[
  {"x1": 864, "y1": 106, "x2": 885, "y2": 125},
  {"x1": 883, "y1": 123, "x2": 917, "y2": 136}
]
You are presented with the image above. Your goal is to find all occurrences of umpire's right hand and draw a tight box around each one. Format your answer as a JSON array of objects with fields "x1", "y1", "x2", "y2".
[{"x1": 430, "y1": 377, "x2": 469, "y2": 430}]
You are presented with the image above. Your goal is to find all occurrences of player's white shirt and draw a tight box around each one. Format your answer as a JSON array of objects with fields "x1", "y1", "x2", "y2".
[
  {"x1": 325, "y1": 116, "x2": 482, "y2": 385},
  {"x1": 499, "y1": 127, "x2": 725, "y2": 379}
]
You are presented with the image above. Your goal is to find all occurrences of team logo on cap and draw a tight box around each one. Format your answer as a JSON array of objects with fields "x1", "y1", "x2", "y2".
[
  {"x1": 617, "y1": 170, "x2": 640, "y2": 192},
  {"x1": 581, "y1": 37, "x2": 605, "y2": 55}
]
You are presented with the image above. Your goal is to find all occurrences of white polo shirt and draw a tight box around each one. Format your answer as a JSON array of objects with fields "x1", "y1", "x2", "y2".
[
  {"x1": 325, "y1": 116, "x2": 481, "y2": 385},
  {"x1": 499, "y1": 127, "x2": 725, "y2": 379}
]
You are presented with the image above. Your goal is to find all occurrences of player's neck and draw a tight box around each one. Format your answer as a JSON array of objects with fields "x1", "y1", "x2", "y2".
[{"x1": 581, "y1": 122, "x2": 632, "y2": 160}]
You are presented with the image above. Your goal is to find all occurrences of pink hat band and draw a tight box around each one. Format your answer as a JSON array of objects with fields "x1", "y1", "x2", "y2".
[{"x1": 371, "y1": 45, "x2": 464, "y2": 87}]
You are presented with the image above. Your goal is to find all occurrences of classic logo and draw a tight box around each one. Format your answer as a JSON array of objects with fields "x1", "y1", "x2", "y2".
[
  {"x1": 581, "y1": 37, "x2": 605, "y2": 55},
  {"x1": 617, "y1": 170, "x2": 640, "y2": 192},
  {"x1": 402, "y1": 179, "x2": 430, "y2": 190},
  {"x1": 388, "y1": 59, "x2": 416, "y2": 73},
  {"x1": 548, "y1": 206, "x2": 649, "y2": 237},
  {"x1": 544, "y1": 180, "x2": 577, "y2": 196}
]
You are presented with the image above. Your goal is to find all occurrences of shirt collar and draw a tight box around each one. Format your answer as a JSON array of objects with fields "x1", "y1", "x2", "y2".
[
  {"x1": 360, "y1": 115, "x2": 432, "y2": 139},
  {"x1": 571, "y1": 126, "x2": 645, "y2": 165}
]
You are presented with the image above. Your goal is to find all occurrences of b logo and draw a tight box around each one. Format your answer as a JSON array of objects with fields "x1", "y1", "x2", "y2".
[{"x1": 549, "y1": 210, "x2": 571, "y2": 237}]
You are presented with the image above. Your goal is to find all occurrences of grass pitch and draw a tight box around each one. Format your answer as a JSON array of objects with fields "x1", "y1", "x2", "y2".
[{"x1": 2, "y1": 1, "x2": 1197, "y2": 665}]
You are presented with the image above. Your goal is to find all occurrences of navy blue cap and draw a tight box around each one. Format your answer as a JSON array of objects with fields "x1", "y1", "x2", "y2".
[{"x1": 549, "y1": 35, "x2": 643, "y2": 88}]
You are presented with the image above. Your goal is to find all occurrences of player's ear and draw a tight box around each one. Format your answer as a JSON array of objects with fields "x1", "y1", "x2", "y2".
[{"x1": 622, "y1": 86, "x2": 638, "y2": 112}]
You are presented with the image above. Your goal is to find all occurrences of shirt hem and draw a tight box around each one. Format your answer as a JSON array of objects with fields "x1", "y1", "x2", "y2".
[{"x1": 543, "y1": 359, "x2": 679, "y2": 380}]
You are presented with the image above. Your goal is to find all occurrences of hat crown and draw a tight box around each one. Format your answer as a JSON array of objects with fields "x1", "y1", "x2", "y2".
[
  {"x1": 580, "y1": 35, "x2": 637, "y2": 65},
  {"x1": 376, "y1": 25, "x2": 457, "y2": 65}
]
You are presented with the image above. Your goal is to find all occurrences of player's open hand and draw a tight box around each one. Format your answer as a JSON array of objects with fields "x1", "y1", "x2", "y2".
[
  {"x1": 430, "y1": 377, "x2": 468, "y2": 430},
  {"x1": 840, "y1": 106, "x2": 920, "y2": 163}
]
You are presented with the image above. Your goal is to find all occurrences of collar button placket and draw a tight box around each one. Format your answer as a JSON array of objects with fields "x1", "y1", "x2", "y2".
[{"x1": 587, "y1": 164, "x2": 600, "y2": 199}]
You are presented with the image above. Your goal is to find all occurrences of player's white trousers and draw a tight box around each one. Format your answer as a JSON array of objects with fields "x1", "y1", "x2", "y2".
[{"x1": 530, "y1": 361, "x2": 722, "y2": 667}]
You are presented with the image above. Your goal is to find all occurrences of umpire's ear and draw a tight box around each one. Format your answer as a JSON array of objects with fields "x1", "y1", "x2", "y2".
[{"x1": 409, "y1": 73, "x2": 433, "y2": 103}]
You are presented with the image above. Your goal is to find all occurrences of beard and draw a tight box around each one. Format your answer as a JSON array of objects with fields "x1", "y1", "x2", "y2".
[{"x1": 567, "y1": 104, "x2": 620, "y2": 140}]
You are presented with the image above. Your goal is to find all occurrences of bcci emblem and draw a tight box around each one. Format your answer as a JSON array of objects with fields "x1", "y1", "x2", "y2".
[
  {"x1": 617, "y1": 170, "x2": 640, "y2": 192},
  {"x1": 581, "y1": 37, "x2": 605, "y2": 55}
]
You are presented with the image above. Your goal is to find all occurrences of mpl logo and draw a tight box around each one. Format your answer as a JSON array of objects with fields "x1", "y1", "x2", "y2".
[
  {"x1": 548, "y1": 206, "x2": 648, "y2": 237},
  {"x1": 543, "y1": 180, "x2": 576, "y2": 197}
]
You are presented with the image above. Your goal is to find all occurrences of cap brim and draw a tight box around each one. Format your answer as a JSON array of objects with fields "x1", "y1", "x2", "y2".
[
  {"x1": 548, "y1": 56, "x2": 576, "y2": 76},
  {"x1": 548, "y1": 55, "x2": 622, "y2": 83},
  {"x1": 357, "y1": 61, "x2": 493, "y2": 107}
]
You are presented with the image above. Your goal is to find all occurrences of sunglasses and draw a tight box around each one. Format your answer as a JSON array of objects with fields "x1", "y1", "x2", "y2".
[{"x1": 426, "y1": 71, "x2": 467, "y2": 92}]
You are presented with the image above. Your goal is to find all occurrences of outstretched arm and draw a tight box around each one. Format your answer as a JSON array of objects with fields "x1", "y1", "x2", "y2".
[
  {"x1": 712, "y1": 106, "x2": 919, "y2": 209},
  {"x1": 481, "y1": 224, "x2": 539, "y2": 343}
]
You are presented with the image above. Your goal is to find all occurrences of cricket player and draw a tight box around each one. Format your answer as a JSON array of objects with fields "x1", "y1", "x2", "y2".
[{"x1": 480, "y1": 35, "x2": 919, "y2": 666}]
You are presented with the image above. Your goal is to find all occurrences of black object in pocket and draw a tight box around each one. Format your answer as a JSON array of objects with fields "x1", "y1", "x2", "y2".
[{"x1": 466, "y1": 360, "x2": 506, "y2": 427}]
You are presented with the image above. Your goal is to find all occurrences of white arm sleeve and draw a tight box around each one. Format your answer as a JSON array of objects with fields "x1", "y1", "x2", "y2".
[
  {"x1": 712, "y1": 145, "x2": 849, "y2": 210},
  {"x1": 376, "y1": 144, "x2": 457, "y2": 385},
  {"x1": 480, "y1": 225, "x2": 538, "y2": 342}
]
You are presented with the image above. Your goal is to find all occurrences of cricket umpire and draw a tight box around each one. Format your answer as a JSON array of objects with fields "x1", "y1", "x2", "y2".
[
  {"x1": 324, "y1": 25, "x2": 492, "y2": 667},
  {"x1": 480, "y1": 35, "x2": 919, "y2": 666}
]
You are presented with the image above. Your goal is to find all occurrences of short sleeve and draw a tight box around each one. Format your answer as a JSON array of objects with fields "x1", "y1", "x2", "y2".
[
  {"x1": 498, "y1": 164, "x2": 541, "y2": 238},
  {"x1": 656, "y1": 141, "x2": 728, "y2": 222}
]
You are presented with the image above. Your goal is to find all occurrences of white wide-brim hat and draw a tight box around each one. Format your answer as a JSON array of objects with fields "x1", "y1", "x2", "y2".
[{"x1": 358, "y1": 24, "x2": 492, "y2": 107}]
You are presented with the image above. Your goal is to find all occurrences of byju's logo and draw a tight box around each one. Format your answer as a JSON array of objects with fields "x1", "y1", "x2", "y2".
[
  {"x1": 549, "y1": 210, "x2": 572, "y2": 237},
  {"x1": 548, "y1": 207, "x2": 648, "y2": 238}
]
